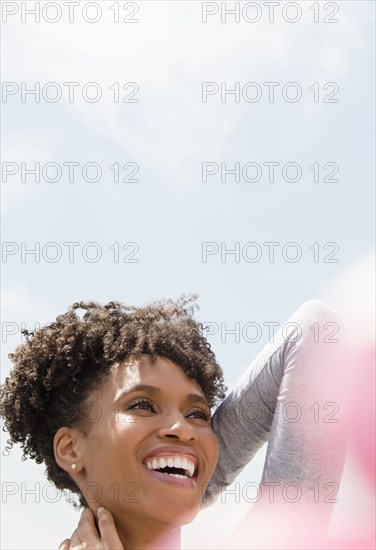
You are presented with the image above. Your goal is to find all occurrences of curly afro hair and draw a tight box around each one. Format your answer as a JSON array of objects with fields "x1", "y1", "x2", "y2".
[{"x1": 0, "y1": 294, "x2": 226, "y2": 506}]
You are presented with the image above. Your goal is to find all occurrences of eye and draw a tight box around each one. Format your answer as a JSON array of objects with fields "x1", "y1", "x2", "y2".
[
  {"x1": 187, "y1": 409, "x2": 211, "y2": 422},
  {"x1": 127, "y1": 398, "x2": 156, "y2": 412}
]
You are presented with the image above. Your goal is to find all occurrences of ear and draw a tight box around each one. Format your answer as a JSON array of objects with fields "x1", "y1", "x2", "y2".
[{"x1": 54, "y1": 426, "x2": 85, "y2": 474}]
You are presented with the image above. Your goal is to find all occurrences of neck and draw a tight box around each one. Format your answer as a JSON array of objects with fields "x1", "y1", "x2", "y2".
[{"x1": 116, "y1": 517, "x2": 181, "y2": 550}]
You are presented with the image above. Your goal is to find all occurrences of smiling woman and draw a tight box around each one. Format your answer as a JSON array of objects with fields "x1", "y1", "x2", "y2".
[
  {"x1": 0, "y1": 295, "x2": 350, "y2": 549},
  {"x1": 0, "y1": 295, "x2": 226, "y2": 549},
  {"x1": 53, "y1": 355, "x2": 220, "y2": 548}
]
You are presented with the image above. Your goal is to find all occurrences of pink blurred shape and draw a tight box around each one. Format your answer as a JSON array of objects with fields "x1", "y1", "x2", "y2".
[{"x1": 349, "y1": 346, "x2": 376, "y2": 485}]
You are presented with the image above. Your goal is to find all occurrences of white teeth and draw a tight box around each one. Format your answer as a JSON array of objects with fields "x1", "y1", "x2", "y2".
[
  {"x1": 169, "y1": 473, "x2": 188, "y2": 479},
  {"x1": 174, "y1": 457, "x2": 183, "y2": 469},
  {"x1": 188, "y1": 462, "x2": 195, "y2": 478},
  {"x1": 144, "y1": 455, "x2": 196, "y2": 477}
]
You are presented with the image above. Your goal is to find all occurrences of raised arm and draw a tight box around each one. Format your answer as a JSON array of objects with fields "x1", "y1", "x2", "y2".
[{"x1": 202, "y1": 300, "x2": 349, "y2": 547}]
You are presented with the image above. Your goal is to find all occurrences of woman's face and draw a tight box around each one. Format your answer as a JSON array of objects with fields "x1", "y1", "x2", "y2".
[{"x1": 76, "y1": 355, "x2": 219, "y2": 527}]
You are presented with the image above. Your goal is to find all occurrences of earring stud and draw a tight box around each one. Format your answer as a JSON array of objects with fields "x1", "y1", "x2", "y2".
[{"x1": 71, "y1": 463, "x2": 77, "y2": 470}]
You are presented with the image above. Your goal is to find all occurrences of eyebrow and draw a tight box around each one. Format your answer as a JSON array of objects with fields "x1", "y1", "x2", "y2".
[{"x1": 114, "y1": 384, "x2": 210, "y2": 408}]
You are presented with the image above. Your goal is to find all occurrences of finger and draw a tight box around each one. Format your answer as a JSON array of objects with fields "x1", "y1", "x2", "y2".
[
  {"x1": 58, "y1": 539, "x2": 71, "y2": 550},
  {"x1": 96, "y1": 507, "x2": 124, "y2": 550},
  {"x1": 69, "y1": 528, "x2": 83, "y2": 550},
  {"x1": 76, "y1": 508, "x2": 101, "y2": 546}
]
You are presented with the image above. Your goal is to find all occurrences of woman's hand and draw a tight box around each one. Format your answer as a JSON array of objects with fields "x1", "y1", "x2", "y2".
[{"x1": 58, "y1": 507, "x2": 124, "y2": 550}]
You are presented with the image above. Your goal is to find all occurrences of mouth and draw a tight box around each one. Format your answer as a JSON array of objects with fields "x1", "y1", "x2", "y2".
[{"x1": 142, "y1": 455, "x2": 199, "y2": 488}]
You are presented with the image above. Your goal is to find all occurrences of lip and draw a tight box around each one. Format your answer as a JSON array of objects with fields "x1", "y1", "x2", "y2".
[{"x1": 142, "y1": 444, "x2": 200, "y2": 477}]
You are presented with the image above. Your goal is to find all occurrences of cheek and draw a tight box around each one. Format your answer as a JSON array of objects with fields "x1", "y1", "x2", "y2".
[
  {"x1": 83, "y1": 421, "x2": 133, "y2": 471},
  {"x1": 82, "y1": 424, "x2": 143, "y2": 500}
]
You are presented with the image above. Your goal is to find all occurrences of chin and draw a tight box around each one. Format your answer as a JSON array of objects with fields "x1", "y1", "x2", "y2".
[{"x1": 153, "y1": 501, "x2": 200, "y2": 527}]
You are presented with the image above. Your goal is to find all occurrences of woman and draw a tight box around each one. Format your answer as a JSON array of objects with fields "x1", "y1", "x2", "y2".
[{"x1": 0, "y1": 296, "x2": 348, "y2": 549}]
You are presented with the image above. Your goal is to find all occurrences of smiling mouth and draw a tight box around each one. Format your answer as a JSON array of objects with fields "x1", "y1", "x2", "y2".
[{"x1": 142, "y1": 456, "x2": 198, "y2": 484}]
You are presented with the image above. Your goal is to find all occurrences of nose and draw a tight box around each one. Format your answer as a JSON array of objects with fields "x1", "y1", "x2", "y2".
[{"x1": 157, "y1": 414, "x2": 197, "y2": 442}]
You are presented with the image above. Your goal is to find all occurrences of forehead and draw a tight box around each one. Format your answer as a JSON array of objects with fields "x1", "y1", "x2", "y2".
[{"x1": 110, "y1": 355, "x2": 204, "y2": 396}]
